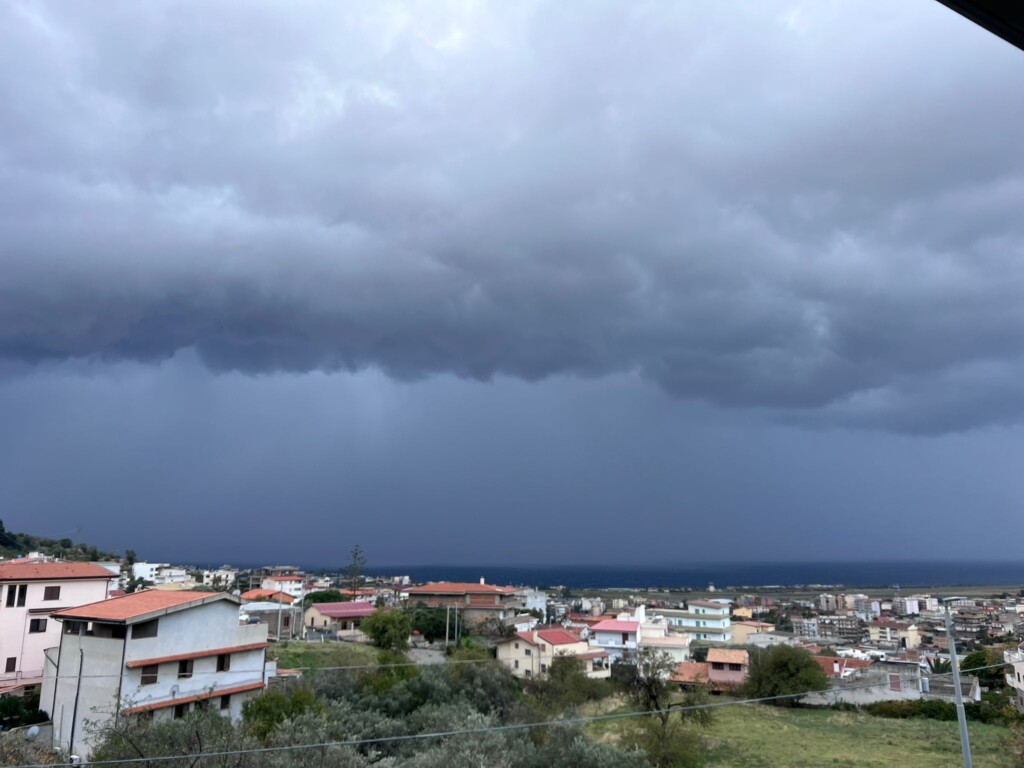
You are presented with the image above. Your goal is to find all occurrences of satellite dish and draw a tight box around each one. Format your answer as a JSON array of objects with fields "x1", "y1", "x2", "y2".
[{"x1": 25, "y1": 725, "x2": 40, "y2": 740}]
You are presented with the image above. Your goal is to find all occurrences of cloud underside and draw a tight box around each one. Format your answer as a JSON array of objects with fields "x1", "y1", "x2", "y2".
[{"x1": 1, "y1": 1, "x2": 1023, "y2": 433}]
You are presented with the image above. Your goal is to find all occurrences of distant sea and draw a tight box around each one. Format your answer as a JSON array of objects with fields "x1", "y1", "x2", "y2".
[{"x1": 361, "y1": 561, "x2": 1024, "y2": 591}]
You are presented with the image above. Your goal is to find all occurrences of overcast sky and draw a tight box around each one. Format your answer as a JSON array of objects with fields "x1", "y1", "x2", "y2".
[{"x1": 1, "y1": 1, "x2": 1022, "y2": 567}]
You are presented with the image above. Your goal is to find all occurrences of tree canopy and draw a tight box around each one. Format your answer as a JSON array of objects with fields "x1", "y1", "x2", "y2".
[{"x1": 741, "y1": 645, "x2": 827, "y2": 706}]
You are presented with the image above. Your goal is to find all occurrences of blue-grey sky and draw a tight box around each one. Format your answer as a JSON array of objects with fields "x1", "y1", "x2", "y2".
[{"x1": 1, "y1": 1, "x2": 1022, "y2": 566}]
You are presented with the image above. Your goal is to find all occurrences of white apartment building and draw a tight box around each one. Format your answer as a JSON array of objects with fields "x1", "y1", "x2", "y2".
[
  {"x1": 41, "y1": 590, "x2": 274, "y2": 759},
  {"x1": 201, "y1": 567, "x2": 239, "y2": 589},
  {"x1": 132, "y1": 563, "x2": 190, "y2": 586},
  {"x1": 659, "y1": 600, "x2": 732, "y2": 642},
  {"x1": 0, "y1": 561, "x2": 115, "y2": 695},
  {"x1": 260, "y1": 574, "x2": 306, "y2": 601},
  {"x1": 1006, "y1": 643, "x2": 1024, "y2": 713}
]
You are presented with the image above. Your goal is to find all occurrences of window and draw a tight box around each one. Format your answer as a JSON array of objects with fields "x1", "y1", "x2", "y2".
[
  {"x1": 524, "y1": 648, "x2": 531, "y2": 656},
  {"x1": 220, "y1": 695, "x2": 231, "y2": 711},
  {"x1": 29, "y1": 618, "x2": 47, "y2": 633},
  {"x1": 283, "y1": 615, "x2": 290, "y2": 628},
  {"x1": 621, "y1": 633, "x2": 629, "y2": 644},
  {"x1": 524, "y1": 669, "x2": 532, "y2": 677},
  {"x1": 514, "y1": 660, "x2": 519, "y2": 669},
  {"x1": 64, "y1": 620, "x2": 84, "y2": 635},
  {"x1": 173, "y1": 703, "x2": 189, "y2": 719},
  {"x1": 711, "y1": 662, "x2": 725, "y2": 670},
  {"x1": 4, "y1": 585, "x2": 15, "y2": 607},
  {"x1": 889, "y1": 674, "x2": 901, "y2": 692},
  {"x1": 514, "y1": 643, "x2": 519, "y2": 649},
  {"x1": 43, "y1": 586, "x2": 61, "y2": 601},
  {"x1": 132, "y1": 620, "x2": 159, "y2": 639},
  {"x1": 541, "y1": 664, "x2": 547, "y2": 673},
  {"x1": 728, "y1": 663, "x2": 743, "y2": 672},
  {"x1": 5, "y1": 657, "x2": 16, "y2": 673},
  {"x1": 216, "y1": 654, "x2": 231, "y2": 672},
  {"x1": 141, "y1": 664, "x2": 159, "y2": 685},
  {"x1": 16, "y1": 585, "x2": 26, "y2": 607},
  {"x1": 178, "y1": 660, "x2": 193, "y2": 679}
]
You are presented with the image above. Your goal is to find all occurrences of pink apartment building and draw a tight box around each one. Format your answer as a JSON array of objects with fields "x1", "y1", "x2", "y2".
[{"x1": 0, "y1": 561, "x2": 115, "y2": 695}]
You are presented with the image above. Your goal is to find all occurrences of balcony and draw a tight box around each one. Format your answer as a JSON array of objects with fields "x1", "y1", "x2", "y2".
[{"x1": 1004, "y1": 646, "x2": 1024, "y2": 665}]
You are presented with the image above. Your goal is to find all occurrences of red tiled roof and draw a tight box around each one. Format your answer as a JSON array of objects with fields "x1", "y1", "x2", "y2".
[
  {"x1": 310, "y1": 601, "x2": 376, "y2": 619},
  {"x1": 122, "y1": 681, "x2": 265, "y2": 715},
  {"x1": 126, "y1": 642, "x2": 269, "y2": 668},
  {"x1": 0, "y1": 561, "x2": 115, "y2": 582},
  {"x1": 670, "y1": 662, "x2": 710, "y2": 684},
  {"x1": 268, "y1": 575, "x2": 304, "y2": 581},
  {"x1": 707, "y1": 649, "x2": 749, "y2": 665},
  {"x1": 240, "y1": 589, "x2": 294, "y2": 604},
  {"x1": 406, "y1": 582, "x2": 517, "y2": 595},
  {"x1": 591, "y1": 619, "x2": 639, "y2": 633},
  {"x1": 54, "y1": 590, "x2": 232, "y2": 623},
  {"x1": 536, "y1": 629, "x2": 584, "y2": 646}
]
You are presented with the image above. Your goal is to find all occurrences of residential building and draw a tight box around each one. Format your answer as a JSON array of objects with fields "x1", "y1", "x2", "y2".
[
  {"x1": 868, "y1": 620, "x2": 921, "y2": 649},
  {"x1": 497, "y1": 628, "x2": 609, "y2": 679},
  {"x1": 0, "y1": 561, "x2": 115, "y2": 695},
  {"x1": 260, "y1": 574, "x2": 306, "y2": 602},
  {"x1": 240, "y1": 589, "x2": 294, "y2": 605},
  {"x1": 731, "y1": 620, "x2": 775, "y2": 644},
  {"x1": 132, "y1": 563, "x2": 190, "y2": 586},
  {"x1": 817, "y1": 615, "x2": 862, "y2": 642},
  {"x1": 658, "y1": 601, "x2": 732, "y2": 642},
  {"x1": 817, "y1": 594, "x2": 838, "y2": 613},
  {"x1": 240, "y1": 601, "x2": 303, "y2": 641},
  {"x1": 892, "y1": 597, "x2": 921, "y2": 616},
  {"x1": 41, "y1": 590, "x2": 274, "y2": 759},
  {"x1": 202, "y1": 567, "x2": 238, "y2": 589},
  {"x1": 588, "y1": 618, "x2": 640, "y2": 661},
  {"x1": 641, "y1": 634, "x2": 691, "y2": 663},
  {"x1": 404, "y1": 581, "x2": 522, "y2": 626},
  {"x1": 304, "y1": 601, "x2": 376, "y2": 639},
  {"x1": 706, "y1": 648, "x2": 749, "y2": 689},
  {"x1": 1005, "y1": 643, "x2": 1024, "y2": 713}
]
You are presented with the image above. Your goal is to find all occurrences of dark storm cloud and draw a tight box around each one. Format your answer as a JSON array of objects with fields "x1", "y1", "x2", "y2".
[{"x1": 1, "y1": 1, "x2": 1023, "y2": 432}]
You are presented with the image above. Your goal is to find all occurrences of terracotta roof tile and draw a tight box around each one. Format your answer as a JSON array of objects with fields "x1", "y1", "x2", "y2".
[
  {"x1": 707, "y1": 649, "x2": 749, "y2": 665},
  {"x1": 670, "y1": 662, "x2": 710, "y2": 683},
  {"x1": 53, "y1": 590, "x2": 231, "y2": 623},
  {"x1": 591, "y1": 619, "x2": 639, "y2": 632},
  {"x1": 0, "y1": 561, "x2": 114, "y2": 582},
  {"x1": 310, "y1": 601, "x2": 376, "y2": 619}
]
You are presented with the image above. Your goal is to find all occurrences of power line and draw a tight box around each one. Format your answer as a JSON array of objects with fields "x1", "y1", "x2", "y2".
[{"x1": 9, "y1": 661, "x2": 1011, "y2": 768}]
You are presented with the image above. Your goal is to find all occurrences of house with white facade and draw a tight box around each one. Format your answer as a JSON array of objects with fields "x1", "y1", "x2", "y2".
[
  {"x1": 260, "y1": 574, "x2": 306, "y2": 602},
  {"x1": 588, "y1": 618, "x2": 640, "y2": 660},
  {"x1": 0, "y1": 561, "x2": 115, "y2": 695},
  {"x1": 658, "y1": 600, "x2": 732, "y2": 642},
  {"x1": 497, "y1": 628, "x2": 610, "y2": 679},
  {"x1": 201, "y1": 567, "x2": 238, "y2": 589},
  {"x1": 1006, "y1": 643, "x2": 1024, "y2": 713},
  {"x1": 132, "y1": 563, "x2": 190, "y2": 586},
  {"x1": 41, "y1": 590, "x2": 274, "y2": 759}
]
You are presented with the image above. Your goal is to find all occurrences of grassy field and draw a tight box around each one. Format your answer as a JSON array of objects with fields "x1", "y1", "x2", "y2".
[
  {"x1": 588, "y1": 702, "x2": 1012, "y2": 767},
  {"x1": 702, "y1": 704, "x2": 1011, "y2": 768},
  {"x1": 267, "y1": 639, "x2": 380, "y2": 671}
]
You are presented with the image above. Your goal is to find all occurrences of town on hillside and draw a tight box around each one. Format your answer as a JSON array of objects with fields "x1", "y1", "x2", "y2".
[{"x1": 1, "y1": 546, "x2": 1024, "y2": 762}]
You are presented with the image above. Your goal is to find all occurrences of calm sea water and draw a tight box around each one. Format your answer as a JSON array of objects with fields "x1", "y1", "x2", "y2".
[{"x1": 363, "y1": 561, "x2": 1024, "y2": 590}]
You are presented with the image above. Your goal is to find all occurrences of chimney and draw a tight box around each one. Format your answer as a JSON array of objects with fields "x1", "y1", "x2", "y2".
[
  {"x1": 480, "y1": 577, "x2": 485, "y2": 585},
  {"x1": 833, "y1": 661, "x2": 840, "y2": 675}
]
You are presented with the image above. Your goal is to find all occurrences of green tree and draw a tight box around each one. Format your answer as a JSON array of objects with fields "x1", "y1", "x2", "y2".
[
  {"x1": 305, "y1": 589, "x2": 345, "y2": 606},
  {"x1": 345, "y1": 544, "x2": 366, "y2": 593},
  {"x1": 961, "y1": 649, "x2": 1004, "y2": 689},
  {"x1": 362, "y1": 609, "x2": 412, "y2": 652},
  {"x1": 927, "y1": 656, "x2": 953, "y2": 674},
  {"x1": 742, "y1": 645, "x2": 827, "y2": 706},
  {"x1": 615, "y1": 648, "x2": 678, "y2": 728},
  {"x1": 243, "y1": 686, "x2": 322, "y2": 743}
]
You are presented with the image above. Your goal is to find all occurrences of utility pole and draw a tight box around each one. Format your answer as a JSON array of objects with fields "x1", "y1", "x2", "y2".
[
  {"x1": 944, "y1": 599, "x2": 973, "y2": 768},
  {"x1": 445, "y1": 605, "x2": 451, "y2": 647}
]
